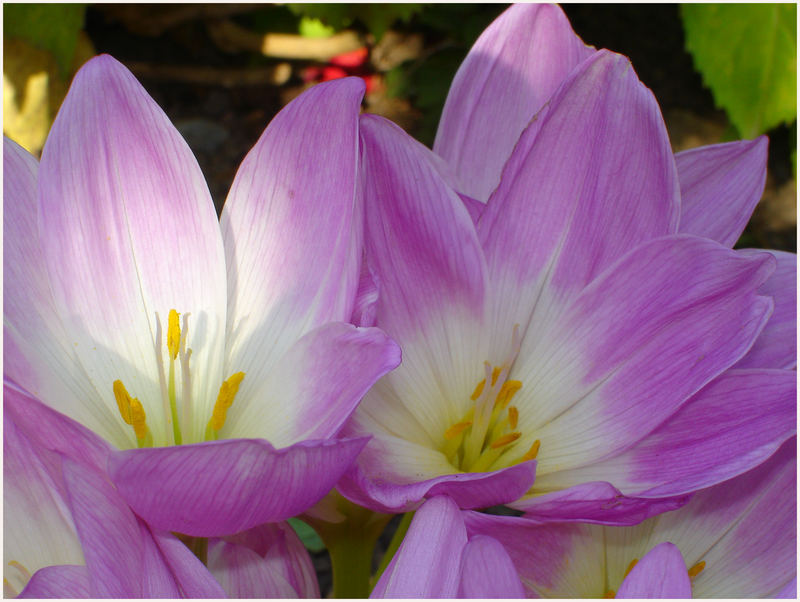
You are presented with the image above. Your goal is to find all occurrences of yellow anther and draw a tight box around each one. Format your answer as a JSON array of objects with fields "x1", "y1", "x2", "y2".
[
  {"x1": 490, "y1": 431, "x2": 521, "y2": 449},
  {"x1": 507, "y1": 406, "x2": 519, "y2": 430},
  {"x1": 470, "y1": 379, "x2": 485, "y2": 400},
  {"x1": 520, "y1": 439, "x2": 541, "y2": 462},
  {"x1": 208, "y1": 372, "x2": 245, "y2": 432},
  {"x1": 167, "y1": 309, "x2": 181, "y2": 360},
  {"x1": 623, "y1": 558, "x2": 639, "y2": 578},
  {"x1": 603, "y1": 589, "x2": 616, "y2": 598},
  {"x1": 113, "y1": 379, "x2": 133, "y2": 424},
  {"x1": 129, "y1": 399, "x2": 148, "y2": 440},
  {"x1": 688, "y1": 561, "x2": 706, "y2": 578},
  {"x1": 494, "y1": 380, "x2": 522, "y2": 409},
  {"x1": 490, "y1": 366, "x2": 502, "y2": 386},
  {"x1": 444, "y1": 420, "x2": 473, "y2": 440}
]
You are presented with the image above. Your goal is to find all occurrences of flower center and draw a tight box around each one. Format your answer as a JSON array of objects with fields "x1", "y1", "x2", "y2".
[
  {"x1": 441, "y1": 325, "x2": 540, "y2": 473},
  {"x1": 112, "y1": 308, "x2": 244, "y2": 448}
]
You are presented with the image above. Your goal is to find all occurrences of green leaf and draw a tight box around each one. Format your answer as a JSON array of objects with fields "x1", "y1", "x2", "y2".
[
  {"x1": 4, "y1": 4, "x2": 86, "y2": 77},
  {"x1": 681, "y1": 4, "x2": 797, "y2": 138},
  {"x1": 299, "y1": 16, "x2": 336, "y2": 39},
  {"x1": 289, "y1": 4, "x2": 422, "y2": 40},
  {"x1": 287, "y1": 517, "x2": 325, "y2": 553}
]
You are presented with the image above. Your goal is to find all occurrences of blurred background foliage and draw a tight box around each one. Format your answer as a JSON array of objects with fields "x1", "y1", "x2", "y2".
[{"x1": 4, "y1": 2, "x2": 796, "y2": 256}]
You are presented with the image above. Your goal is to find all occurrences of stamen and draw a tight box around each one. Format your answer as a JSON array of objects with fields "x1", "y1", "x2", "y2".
[
  {"x1": 520, "y1": 439, "x2": 541, "y2": 462},
  {"x1": 167, "y1": 309, "x2": 181, "y2": 360},
  {"x1": 623, "y1": 558, "x2": 638, "y2": 578},
  {"x1": 494, "y1": 380, "x2": 522, "y2": 409},
  {"x1": 688, "y1": 561, "x2": 706, "y2": 578},
  {"x1": 470, "y1": 379, "x2": 485, "y2": 401},
  {"x1": 507, "y1": 406, "x2": 519, "y2": 430},
  {"x1": 603, "y1": 589, "x2": 616, "y2": 598},
  {"x1": 444, "y1": 420, "x2": 473, "y2": 440},
  {"x1": 490, "y1": 366, "x2": 502, "y2": 386},
  {"x1": 490, "y1": 431, "x2": 521, "y2": 449},
  {"x1": 113, "y1": 380, "x2": 150, "y2": 447},
  {"x1": 206, "y1": 372, "x2": 245, "y2": 438},
  {"x1": 129, "y1": 399, "x2": 148, "y2": 440},
  {"x1": 113, "y1": 379, "x2": 133, "y2": 424}
]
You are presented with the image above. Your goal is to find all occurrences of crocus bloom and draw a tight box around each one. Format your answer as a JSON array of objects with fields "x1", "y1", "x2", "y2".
[
  {"x1": 338, "y1": 6, "x2": 795, "y2": 521},
  {"x1": 465, "y1": 438, "x2": 797, "y2": 598},
  {"x1": 3, "y1": 55, "x2": 400, "y2": 540},
  {"x1": 4, "y1": 383, "x2": 225, "y2": 598}
]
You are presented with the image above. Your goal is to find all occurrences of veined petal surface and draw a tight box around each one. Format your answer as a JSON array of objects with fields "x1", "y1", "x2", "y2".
[
  {"x1": 18, "y1": 566, "x2": 91, "y2": 599},
  {"x1": 109, "y1": 437, "x2": 368, "y2": 536},
  {"x1": 676, "y1": 137, "x2": 768, "y2": 246},
  {"x1": 37, "y1": 55, "x2": 227, "y2": 446},
  {"x1": 222, "y1": 77, "x2": 365, "y2": 391},
  {"x1": 458, "y1": 535, "x2": 526, "y2": 598},
  {"x1": 615, "y1": 542, "x2": 691, "y2": 599},
  {"x1": 434, "y1": 3, "x2": 594, "y2": 201}
]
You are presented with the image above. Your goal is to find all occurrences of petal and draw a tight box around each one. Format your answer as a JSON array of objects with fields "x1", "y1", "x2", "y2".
[
  {"x1": 358, "y1": 112, "x2": 488, "y2": 446},
  {"x1": 223, "y1": 321, "x2": 400, "y2": 448},
  {"x1": 3, "y1": 138, "x2": 110, "y2": 447},
  {"x1": 515, "y1": 236, "x2": 773, "y2": 480},
  {"x1": 4, "y1": 411, "x2": 85, "y2": 596},
  {"x1": 4, "y1": 381, "x2": 112, "y2": 474},
  {"x1": 734, "y1": 249, "x2": 797, "y2": 369},
  {"x1": 109, "y1": 437, "x2": 368, "y2": 536},
  {"x1": 144, "y1": 527, "x2": 226, "y2": 598},
  {"x1": 351, "y1": 259, "x2": 379, "y2": 327},
  {"x1": 60, "y1": 457, "x2": 145, "y2": 597},
  {"x1": 339, "y1": 451, "x2": 536, "y2": 514},
  {"x1": 676, "y1": 137, "x2": 768, "y2": 246},
  {"x1": 222, "y1": 522, "x2": 320, "y2": 598},
  {"x1": 38, "y1": 55, "x2": 227, "y2": 446},
  {"x1": 509, "y1": 481, "x2": 689, "y2": 526},
  {"x1": 371, "y1": 496, "x2": 467, "y2": 598},
  {"x1": 18, "y1": 566, "x2": 91, "y2": 599},
  {"x1": 478, "y1": 50, "x2": 680, "y2": 347},
  {"x1": 616, "y1": 542, "x2": 692, "y2": 599},
  {"x1": 222, "y1": 77, "x2": 365, "y2": 384},
  {"x1": 434, "y1": 4, "x2": 594, "y2": 202},
  {"x1": 544, "y1": 369, "x2": 795, "y2": 498},
  {"x1": 775, "y1": 578, "x2": 797, "y2": 598},
  {"x1": 207, "y1": 539, "x2": 297, "y2": 598},
  {"x1": 458, "y1": 535, "x2": 526, "y2": 598}
]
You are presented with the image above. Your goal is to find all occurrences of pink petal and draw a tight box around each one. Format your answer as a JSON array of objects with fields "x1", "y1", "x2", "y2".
[
  {"x1": 222, "y1": 77, "x2": 365, "y2": 385},
  {"x1": 38, "y1": 55, "x2": 227, "y2": 446},
  {"x1": 223, "y1": 321, "x2": 400, "y2": 448},
  {"x1": 458, "y1": 535, "x2": 526, "y2": 598},
  {"x1": 372, "y1": 496, "x2": 467, "y2": 598},
  {"x1": 207, "y1": 540, "x2": 297, "y2": 597},
  {"x1": 734, "y1": 249, "x2": 797, "y2": 369},
  {"x1": 616, "y1": 542, "x2": 692, "y2": 598},
  {"x1": 478, "y1": 50, "x2": 679, "y2": 344},
  {"x1": 18, "y1": 566, "x2": 90, "y2": 598},
  {"x1": 339, "y1": 456, "x2": 536, "y2": 514},
  {"x1": 676, "y1": 137, "x2": 768, "y2": 246},
  {"x1": 434, "y1": 4, "x2": 594, "y2": 202},
  {"x1": 109, "y1": 437, "x2": 368, "y2": 536},
  {"x1": 144, "y1": 527, "x2": 226, "y2": 598}
]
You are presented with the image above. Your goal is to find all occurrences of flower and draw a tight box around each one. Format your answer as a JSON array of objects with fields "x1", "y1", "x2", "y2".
[
  {"x1": 3, "y1": 55, "x2": 400, "y2": 538},
  {"x1": 337, "y1": 5, "x2": 795, "y2": 521},
  {"x1": 3, "y1": 382, "x2": 225, "y2": 598},
  {"x1": 465, "y1": 438, "x2": 797, "y2": 598}
]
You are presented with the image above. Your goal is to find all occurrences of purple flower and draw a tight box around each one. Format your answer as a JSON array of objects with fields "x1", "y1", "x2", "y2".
[
  {"x1": 337, "y1": 4, "x2": 796, "y2": 521},
  {"x1": 4, "y1": 383, "x2": 225, "y2": 598},
  {"x1": 465, "y1": 438, "x2": 796, "y2": 598},
  {"x1": 3, "y1": 55, "x2": 400, "y2": 539}
]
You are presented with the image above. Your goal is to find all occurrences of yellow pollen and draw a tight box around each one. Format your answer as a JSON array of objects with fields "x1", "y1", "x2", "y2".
[
  {"x1": 688, "y1": 561, "x2": 706, "y2": 578},
  {"x1": 490, "y1": 366, "x2": 502, "y2": 386},
  {"x1": 129, "y1": 399, "x2": 148, "y2": 439},
  {"x1": 507, "y1": 406, "x2": 519, "y2": 430},
  {"x1": 470, "y1": 379, "x2": 485, "y2": 400},
  {"x1": 208, "y1": 372, "x2": 245, "y2": 432},
  {"x1": 167, "y1": 309, "x2": 181, "y2": 360},
  {"x1": 490, "y1": 431, "x2": 521, "y2": 449},
  {"x1": 520, "y1": 439, "x2": 541, "y2": 461},
  {"x1": 444, "y1": 420, "x2": 473, "y2": 440},
  {"x1": 603, "y1": 589, "x2": 616, "y2": 598},
  {"x1": 623, "y1": 558, "x2": 639, "y2": 578},
  {"x1": 113, "y1": 379, "x2": 133, "y2": 424},
  {"x1": 494, "y1": 380, "x2": 522, "y2": 409}
]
